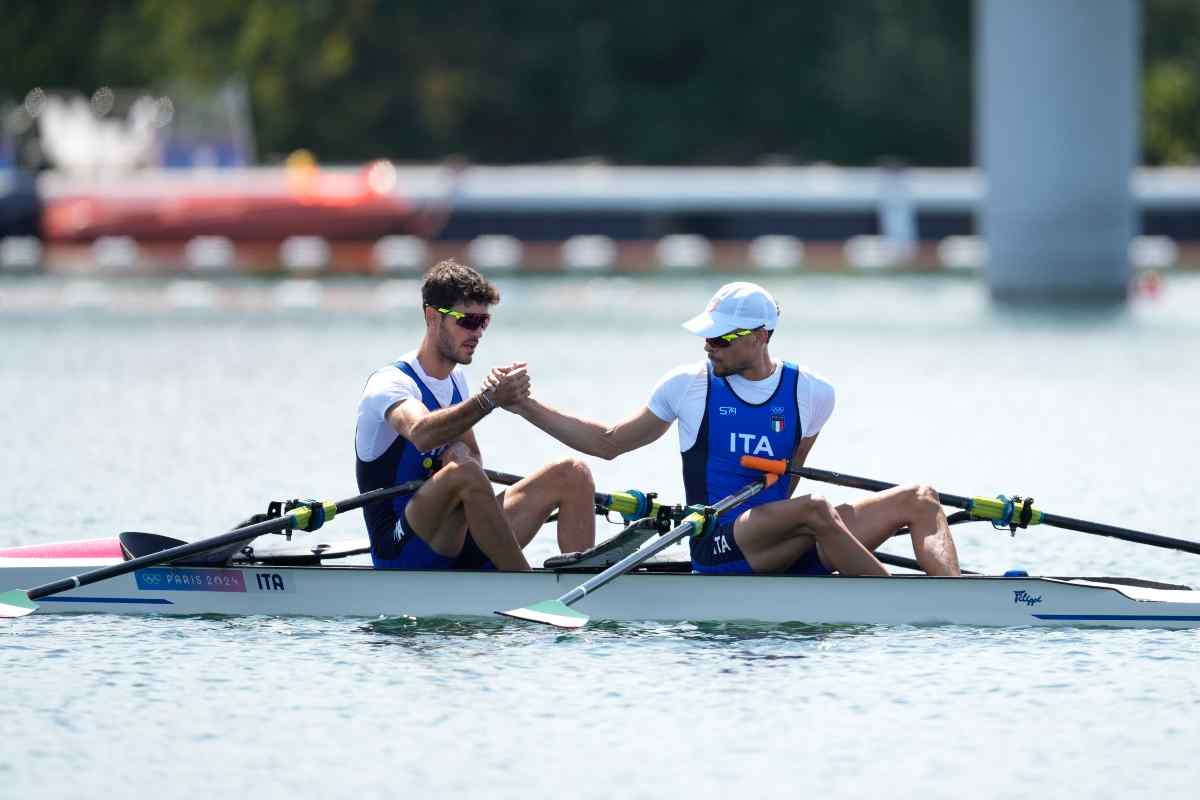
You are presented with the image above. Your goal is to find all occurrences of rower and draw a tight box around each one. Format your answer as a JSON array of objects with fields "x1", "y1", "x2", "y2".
[
  {"x1": 354, "y1": 259, "x2": 596, "y2": 571},
  {"x1": 492, "y1": 281, "x2": 961, "y2": 577}
]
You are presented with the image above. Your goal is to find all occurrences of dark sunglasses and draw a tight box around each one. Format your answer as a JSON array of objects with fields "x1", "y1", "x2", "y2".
[
  {"x1": 428, "y1": 305, "x2": 491, "y2": 331},
  {"x1": 705, "y1": 328, "x2": 756, "y2": 349}
]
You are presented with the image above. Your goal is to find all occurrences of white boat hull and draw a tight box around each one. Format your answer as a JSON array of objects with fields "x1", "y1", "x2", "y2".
[{"x1": 4, "y1": 557, "x2": 1200, "y2": 627}]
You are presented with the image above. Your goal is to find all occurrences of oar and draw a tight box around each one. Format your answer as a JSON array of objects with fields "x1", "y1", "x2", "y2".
[
  {"x1": 0, "y1": 479, "x2": 427, "y2": 619},
  {"x1": 875, "y1": 551, "x2": 979, "y2": 575},
  {"x1": 741, "y1": 456, "x2": 1200, "y2": 556},
  {"x1": 483, "y1": 468, "x2": 526, "y2": 486},
  {"x1": 497, "y1": 476, "x2": 774, "y2": 628},
  {"x1": 173, "y1": 474, "x2": 662, "y2": 570},
  {"x1": 484, "y1": 467, "x2": 660, "y2": 521}
]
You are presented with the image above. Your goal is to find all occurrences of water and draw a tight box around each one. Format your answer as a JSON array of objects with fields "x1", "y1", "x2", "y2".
[{"x1": 3, "y1": 273, "x2": 1200, "y2": 798}]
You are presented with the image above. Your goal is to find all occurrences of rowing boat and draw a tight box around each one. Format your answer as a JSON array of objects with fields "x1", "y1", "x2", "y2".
[
  {"x1": 5, "y1": 460, "x2": 1199, "y2": 628},
  {"x1": 3, "y1": 537, "x2": 1198, "y2": 627}
]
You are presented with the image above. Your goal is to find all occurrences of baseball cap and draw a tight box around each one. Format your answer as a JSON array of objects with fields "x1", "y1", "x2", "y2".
[{"x1": 682, "y1": 282, "x2": 780, "y2": 337}]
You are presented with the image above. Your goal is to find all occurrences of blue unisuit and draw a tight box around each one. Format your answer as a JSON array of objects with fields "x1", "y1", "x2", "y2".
[{"x1": 682, "y1": 362, "x2": 827, "y2": 575}]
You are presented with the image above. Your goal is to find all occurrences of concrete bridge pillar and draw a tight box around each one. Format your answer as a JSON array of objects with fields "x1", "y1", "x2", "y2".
[{"x1": 977, "y1": 0, "x2": 1139, "y2": 303}]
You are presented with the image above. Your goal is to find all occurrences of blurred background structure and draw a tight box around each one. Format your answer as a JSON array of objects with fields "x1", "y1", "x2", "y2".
[
  {"x1": 2, "y1": 0, "x2": 1199, "y2": 299},
  {"x1": 979, "y1": 0, "x2": 1139, "y2": 302}
]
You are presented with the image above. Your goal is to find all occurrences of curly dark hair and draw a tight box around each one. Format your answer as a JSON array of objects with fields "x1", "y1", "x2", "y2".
[{"x1": 421, "y1": 259, "x2": 500, "y2": 309}]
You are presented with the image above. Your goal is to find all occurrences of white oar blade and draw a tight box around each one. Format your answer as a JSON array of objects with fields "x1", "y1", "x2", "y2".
[
  {"x1": 0, "y1": 590, "x2": 37, "y2": 618},
  {"x1": 496, "y1": 600, "x2": 588, "y2": 629}
]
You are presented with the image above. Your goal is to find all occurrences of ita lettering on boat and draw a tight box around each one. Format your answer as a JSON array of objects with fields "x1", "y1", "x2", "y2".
[{"x1": 255, "y1": 573, "x2": 288, "y2": 592}]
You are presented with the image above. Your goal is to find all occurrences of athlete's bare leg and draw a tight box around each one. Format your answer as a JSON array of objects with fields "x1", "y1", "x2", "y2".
[
  {"x1": 497, "y1": 457, "x2": 596, "y2": 554},
  {"x1": 835, "y1": 484, "x2": 961, "y2": 576},
  {"x1": 733, "y1": 494, "x2": 889, "y2": 576},
  {"x1": 402, "y1": 446, "x2": 530, "y2": 571}
]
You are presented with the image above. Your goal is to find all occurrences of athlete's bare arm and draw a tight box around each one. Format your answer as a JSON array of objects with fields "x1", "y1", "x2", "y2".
[
  {"x1": 511, "y1": 399, "x2": 671, "y2": 460},
  {"x1": 787, "y1": 434, "x2": 819, "y2": 495},
  {"x1": 386, "y1": 397, "x2": 488, "y2": 453},
  {"x1": 386, "y1": 368, "x2": 527, "y2": 452}
]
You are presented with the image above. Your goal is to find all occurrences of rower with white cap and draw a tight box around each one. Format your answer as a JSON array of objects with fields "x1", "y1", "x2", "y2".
[{"x1": 495, "y1": 281, "x2": 961, "y2": 576}]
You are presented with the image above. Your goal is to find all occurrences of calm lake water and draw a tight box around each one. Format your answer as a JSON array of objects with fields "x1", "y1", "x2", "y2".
[{"x1": 2, "y1": 272, "x2": 1199, "y2": 799}]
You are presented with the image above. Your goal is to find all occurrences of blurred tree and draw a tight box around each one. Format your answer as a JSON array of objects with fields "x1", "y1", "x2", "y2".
[
  {"x1": 1143, "y1": 0, "x2": 1200, "y2": 165},
  {"x1": 0, "y1": 1, "x2": 160, "y2": 95},
  {"x1": 136, "y1": 0, "x2": 379, "y2": 160},
  {"x1": 0, "y1": 0, "x2": 1195, "y2": 166}
]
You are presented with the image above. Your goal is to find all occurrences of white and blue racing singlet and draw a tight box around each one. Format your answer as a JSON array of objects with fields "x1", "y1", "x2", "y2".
[
  {"x1": 355, "y1": 360, "x2": 462, "y2": 563},
  {"x1": 681, "y1": 362, "x2": 803, "y2": 559}
]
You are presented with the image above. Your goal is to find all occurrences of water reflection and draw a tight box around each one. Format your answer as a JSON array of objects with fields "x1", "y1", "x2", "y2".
[{"x1": 356, "y1": 613, "x2": 881, "y2": 665}]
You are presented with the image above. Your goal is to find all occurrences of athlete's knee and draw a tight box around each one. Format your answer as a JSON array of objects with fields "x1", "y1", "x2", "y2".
[
  {"x1": 439, "y1": 441, "x2": 476, "y2": 467},
  {"x1": 904, "y1": 483, "x2": 942, "y2": 515},
  {"x1": 548, "y1": 457, "x2": 594, "y2": 495},
  {"x1": 792, "y1": 494, "x2": 841, "y2": 531},
  {"x1": 438, "y1": 458, "x2": 490, "y2": 499}
]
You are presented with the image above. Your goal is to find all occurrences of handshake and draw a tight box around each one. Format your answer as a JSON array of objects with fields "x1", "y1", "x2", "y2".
[{"x1": 479, "y1": 362, "x2": 532, "y2": 412}]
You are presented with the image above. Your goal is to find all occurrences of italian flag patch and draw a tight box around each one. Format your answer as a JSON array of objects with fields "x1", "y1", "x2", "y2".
[{"x1": 771, "y1": 416, "x2": 785, "y2": 433}]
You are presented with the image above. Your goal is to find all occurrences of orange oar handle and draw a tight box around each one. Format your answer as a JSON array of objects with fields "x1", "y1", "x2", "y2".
[{"x1": 741, "y1": 455, "x2": 788, "y2": 475}]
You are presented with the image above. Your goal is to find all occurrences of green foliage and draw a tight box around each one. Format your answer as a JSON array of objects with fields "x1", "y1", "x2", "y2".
[
  {"x1": 1143, "y1": 0, "x2": 1200, "y2": 165},
  {"x1": 0, "y1": 1, "x2": 1194, "y2": 166}
]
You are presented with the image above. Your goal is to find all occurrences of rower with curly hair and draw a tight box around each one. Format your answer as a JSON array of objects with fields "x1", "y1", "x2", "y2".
[{"x1": 355, "y1": 259, "x2": 596, "y2": 571}]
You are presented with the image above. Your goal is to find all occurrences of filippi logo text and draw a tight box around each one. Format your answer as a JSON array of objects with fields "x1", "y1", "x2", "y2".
[{"x1": 1012, "y1": 590, "x2": 1042, "y2": 606}]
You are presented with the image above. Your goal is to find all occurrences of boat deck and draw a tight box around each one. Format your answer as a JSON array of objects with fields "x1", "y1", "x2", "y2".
[{"x1": 3, "y1": 553, "x2": 1198, "y2": 627}]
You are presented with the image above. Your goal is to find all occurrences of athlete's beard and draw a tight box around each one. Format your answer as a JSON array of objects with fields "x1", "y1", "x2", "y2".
[
  {"x1": 437, "y1": 323, "x2": 474, "y2": 365},
  {"x1": 709, "y1": 353, "x2": 745, "y2": 377}
]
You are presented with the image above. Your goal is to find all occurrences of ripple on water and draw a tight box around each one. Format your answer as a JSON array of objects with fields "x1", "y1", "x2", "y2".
[{"x1": 6, "y1": 276, "x2": 1200, "y2": 798}]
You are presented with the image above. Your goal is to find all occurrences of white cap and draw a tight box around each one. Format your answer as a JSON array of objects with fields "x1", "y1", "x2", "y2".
[{"x1": 682, "y1": 282, "x2": 780, "y2": 337}]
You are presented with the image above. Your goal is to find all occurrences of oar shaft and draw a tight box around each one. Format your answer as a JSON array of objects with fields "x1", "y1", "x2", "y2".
[
  {"x1": 742, "y1": 456, "x2": 1200, "y2": 557},
  {"x1": 557, "y1": 516, "x2": 684, "y2": 606},
  {"x1": 557, "y1": 479, "x2": 768, "y2": 607},
  {"x1": 1039, "y1": 512, "x2": 1200, "y2": 556},
  {"x1": 784, "y1": 465, "x2": 974, "y2": 509},
  {"x1": 483, "y1": 469, "x2": 524, "y2": 487},
  {"x1": 25, "y1": 479, "x2": 427, "y2": 602},
  {"x1": 485, "y1": 468, "x2": 657, "y2": 520},
  {"x1": 796, "y1": 465, "x2": 1200, "y2": 554},
  {"x1": 332, "y1": 479, "x2": 427, "y2": 515},
  {"x1": 875, "y1": 551, "x2": 980, "y2": 575}
]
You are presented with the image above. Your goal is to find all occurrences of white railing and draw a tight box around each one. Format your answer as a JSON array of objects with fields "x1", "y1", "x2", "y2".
[{"x1": 32, "y1": 164, "x2": 1200, "y2": 212}]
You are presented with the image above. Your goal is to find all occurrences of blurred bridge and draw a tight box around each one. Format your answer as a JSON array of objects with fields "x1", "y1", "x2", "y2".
[{"x1": 3, "y1": 162, "x2": 1198, "y2": 276}]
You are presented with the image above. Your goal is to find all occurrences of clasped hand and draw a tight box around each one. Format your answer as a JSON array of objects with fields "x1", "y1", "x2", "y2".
[{"x1": 482, "y1": 362, "x2": 531, "y2": 409}]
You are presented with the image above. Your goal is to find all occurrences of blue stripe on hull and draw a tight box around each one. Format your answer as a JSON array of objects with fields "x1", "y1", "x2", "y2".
[
  {"x1": 1033, "y1": 613, "x2": 1200, "y2": 621},
  {"x1": 41, "y1": 596, "x2": 174, "y2": 606}
]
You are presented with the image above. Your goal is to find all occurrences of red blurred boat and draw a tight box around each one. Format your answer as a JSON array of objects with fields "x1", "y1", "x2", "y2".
[{"x1": 39, "y1": 159, "x2": 424, "y2": 241}]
